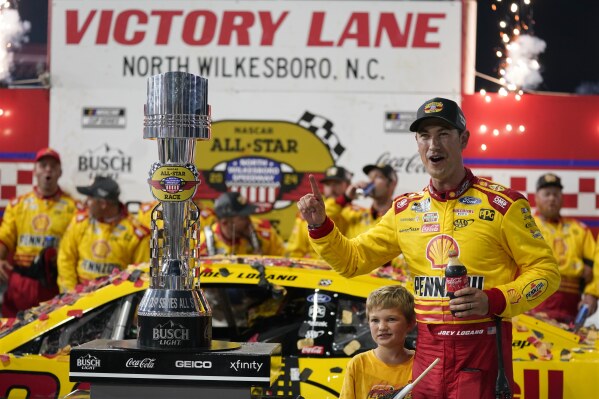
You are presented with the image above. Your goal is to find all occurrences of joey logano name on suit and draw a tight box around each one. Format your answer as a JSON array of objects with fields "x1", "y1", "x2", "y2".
[{"x1": 413, "y1": 275, "x2": 485, "y2": 297}]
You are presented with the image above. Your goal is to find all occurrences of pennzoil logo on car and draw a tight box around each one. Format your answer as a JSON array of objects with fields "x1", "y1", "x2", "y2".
[{"x1": 522, "y1": 279, "x2": 548, "y2": 301}]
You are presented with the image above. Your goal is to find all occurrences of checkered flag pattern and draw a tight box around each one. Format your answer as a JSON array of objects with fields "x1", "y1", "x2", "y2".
[
  {"x1": 0, "y1": 162, "x2": 35, "y2": 215},
  {"x1": 298, "y1": 111, "x2": 345, "y2": 161}
]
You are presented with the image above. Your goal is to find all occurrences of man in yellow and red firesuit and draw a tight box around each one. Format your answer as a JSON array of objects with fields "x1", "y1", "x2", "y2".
[
  {"x1": 531, "y1": 173, "x2": 597, "y2": 323},
  {"x1": 198, "y1": 192, "x2": 284, "y2": 256},
  {"x1": 0, "y1": 148, "x2": 78, "y2": 316},
  {"x1": 297, "y1": 97, "x2": 560, "y2": 399},
  {"x1": 57, "y1": 176, "x2": 150, "y2": 292},
  {"x1": 286, "y1": 165, "x2": 353, "y2": 258}
]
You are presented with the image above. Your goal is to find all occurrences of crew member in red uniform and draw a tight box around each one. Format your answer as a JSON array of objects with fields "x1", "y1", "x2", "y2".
[
  {"x1": 57, "y1": 176, "x2": 150, "y2": 292},
  {"x1": 0, "y1": 148, "x2": 78, "y2": 316},
  {"x1": 297, "y1": 97, "x2": 560, "y2": 399},
  {"x1": 532, "y1": 173, "x2": 597, "y2": 323}
]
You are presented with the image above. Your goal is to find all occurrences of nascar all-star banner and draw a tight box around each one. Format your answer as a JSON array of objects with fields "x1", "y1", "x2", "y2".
[{"x1": 49, "y1": 0, "x2": 463, "y2": 238}]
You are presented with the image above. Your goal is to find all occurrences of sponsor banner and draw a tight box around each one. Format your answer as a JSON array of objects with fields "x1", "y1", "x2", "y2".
[
  {"x1": 50, "y1": 0, "x2": 461, "y2": 93},
  {"x1": 49, "y1": 1, "x2": 462, "y2": 238},
  {"x1": 70, "y1": 342, "x2": 276, "y2": 381}
]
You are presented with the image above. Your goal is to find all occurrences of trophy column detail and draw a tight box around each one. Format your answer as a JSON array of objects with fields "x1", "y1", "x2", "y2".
[{"x1": 137, "y1": 71, "x2": 212, "y2": 349}]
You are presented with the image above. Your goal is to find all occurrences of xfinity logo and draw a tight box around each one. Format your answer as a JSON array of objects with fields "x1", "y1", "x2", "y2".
[
  {"x1": 76, "y1": 354, "x2": 101, "y2": 370},
  {"x1": 175, "y1": 360, "x2": 212, "y2": 369},
  {"x1": 230, "y1": 359, "x2": 263, "y2": 373}
]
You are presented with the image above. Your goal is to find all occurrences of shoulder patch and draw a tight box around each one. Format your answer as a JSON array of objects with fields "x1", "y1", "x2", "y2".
[{"x1": 394, "y1": 192, "x2": 423, "y2": 214}]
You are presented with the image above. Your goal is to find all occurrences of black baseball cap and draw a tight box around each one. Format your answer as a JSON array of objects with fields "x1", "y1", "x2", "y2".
[
  {"x1": 409, "y1": 97, "x2": 467, "y2": 132},
  {"x1": 77, "y1": 176, "x2": 121, "y2": 201},
  {"x1": 536, "y1": 173, "x2": 563, "y2": 191},
  {"x1": 214, "y1": 192, "x2": 257, "y2": 218},
  {"x1": 363, "y1": 163, "x2": 397, "y2": 181},
  {"x1": 320, "y1": 166, "x2": 353, "y2": 184}
]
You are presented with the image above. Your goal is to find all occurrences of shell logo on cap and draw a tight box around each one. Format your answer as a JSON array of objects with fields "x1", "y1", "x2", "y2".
[
  {"x1": 425, "y1": 234, "x2": 458, "y2": 269},
  {"x1": 424, "y1": 102, "x2": 444, "y2": 114}
]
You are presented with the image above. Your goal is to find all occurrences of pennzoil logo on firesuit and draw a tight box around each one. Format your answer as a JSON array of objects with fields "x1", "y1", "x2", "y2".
[
  {"x1": 522, "y1": 279, "x2": 548, "y2": 301},
  {"x1": 414, "y1": 275, "x2": 484, "y2": 297}
]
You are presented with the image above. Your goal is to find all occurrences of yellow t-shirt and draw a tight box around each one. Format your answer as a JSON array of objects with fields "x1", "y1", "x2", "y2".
[{"x1": 339, "y1": 349, "x2": 413, "y2": 399}]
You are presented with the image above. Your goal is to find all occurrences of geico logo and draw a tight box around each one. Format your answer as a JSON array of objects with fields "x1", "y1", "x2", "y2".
[{"x1": 175, "y1": 360, "x2": 213, "y2": 369}]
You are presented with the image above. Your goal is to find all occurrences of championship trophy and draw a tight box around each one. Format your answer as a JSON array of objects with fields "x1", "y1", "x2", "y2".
[
  {"x1": 137, "y1": 71, "x2": 213, "y2": 349},
  {"x1": 69, "y1": 72, "x2": 280, "y2": 398}
]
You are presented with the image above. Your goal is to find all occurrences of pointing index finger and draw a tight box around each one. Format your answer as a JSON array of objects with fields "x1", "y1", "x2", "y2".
[{"x1": 309, "y1": 174, "x2": 323, "y2": 201}]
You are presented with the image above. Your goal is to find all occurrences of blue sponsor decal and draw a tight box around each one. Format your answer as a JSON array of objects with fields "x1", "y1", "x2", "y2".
[
  {"x1": 307, "y1": 293, "x2": 332, "y2": 303},
  {"x1": 458, "y1": 196, "x2": 482, "y2": 205}
]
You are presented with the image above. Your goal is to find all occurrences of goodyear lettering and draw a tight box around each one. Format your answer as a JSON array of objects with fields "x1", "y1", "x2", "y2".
[{"x1": 414, "y1": 275, "x2": 485, "y2": 297}]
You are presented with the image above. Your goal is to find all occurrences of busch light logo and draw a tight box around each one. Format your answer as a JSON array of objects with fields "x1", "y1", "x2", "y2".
[
  {"x1": 307, "y1": 293, "x2": 332, "y2": 303},
  {"x1": 78, "y1": 143, "x2": 132, "y2": 180},
  {"x1": 77, "y1": 354, "x2": 101, "y2": 370},
  {"x1": 152, "y1": 320, "x2": 190, "y2": 346},
  {"x1": 126, "y1": 358, "x2": 156, "y2": 369}
]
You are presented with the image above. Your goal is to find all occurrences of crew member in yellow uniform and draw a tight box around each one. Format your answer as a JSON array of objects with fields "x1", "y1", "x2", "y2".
[
  {"x1": 338, "y1": 162, "x2": 398, "y2": 239},
  {"x1": 198, "y1": 192, "x2": 284, "y2": 256},
  {"x1": 298, "y1": 97, "x2": 560, "y2": 399},
  {"x1": 286, "y1": 166, "x2": 352, "y2": 258},
  {"x1": 57, "y1": 176, "x2": 150, "y2": 292},
  {"x1": 532, "y1": 173, "x2": 597, "y2": 323},
  {"x1": 136, "y1": 199, "x2": 216, "y2": 230},
  {"x1": 0, "y1": 148, "x2": 78, "y2": 316}
]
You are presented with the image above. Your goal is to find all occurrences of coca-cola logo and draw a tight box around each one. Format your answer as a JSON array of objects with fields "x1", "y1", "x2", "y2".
[
  {"x1": 301, "y1": 346, "x2": 325, "y2": 355},
  {"x1": 375, "y1": 152, "x2": 426, "y2": 174},
  {"x1": 126, "y1": 358, "x2": 156, "y2": 369}
]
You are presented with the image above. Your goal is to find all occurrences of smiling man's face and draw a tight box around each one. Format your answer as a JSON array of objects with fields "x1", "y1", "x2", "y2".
[{"x1": 415, "y1": 119, "x2": 469, "y2": 191}]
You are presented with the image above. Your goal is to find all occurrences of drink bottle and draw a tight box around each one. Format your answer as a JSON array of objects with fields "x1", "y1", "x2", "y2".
[
  {"x1": 355, "y1": 182, "x2": 375, "y2": 198},
  {"x1": 573, "y1": 304, "x2": 589, "y2": 332},
  {"x1": 445, "y1": 250, "x2": 468, "y2": 315}
]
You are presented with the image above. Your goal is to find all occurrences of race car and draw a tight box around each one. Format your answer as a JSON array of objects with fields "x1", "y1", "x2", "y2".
[{"x1": 0, "y1": 255, "x2": 597, "y2": 399}]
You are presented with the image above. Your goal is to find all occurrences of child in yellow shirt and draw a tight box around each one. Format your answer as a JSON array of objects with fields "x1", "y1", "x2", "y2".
[{"x1": 340, "y1": 285, "x2": 416, "y2": 399}]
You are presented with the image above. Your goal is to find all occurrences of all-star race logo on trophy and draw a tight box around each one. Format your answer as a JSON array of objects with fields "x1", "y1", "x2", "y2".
[{"x1": 136, "y1": 71, "x2": 213, "y2": 350}]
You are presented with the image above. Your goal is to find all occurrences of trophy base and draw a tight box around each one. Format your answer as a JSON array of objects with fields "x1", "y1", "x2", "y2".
[{"x1": 110, "y1": 339, "x2": 240, "y2": 352}]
